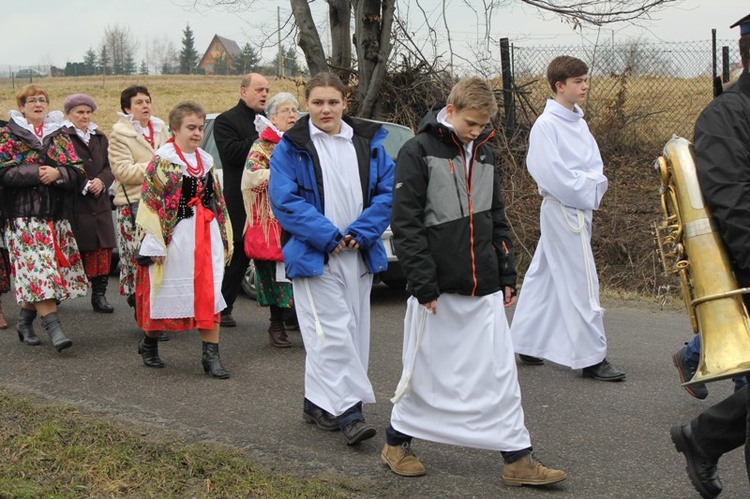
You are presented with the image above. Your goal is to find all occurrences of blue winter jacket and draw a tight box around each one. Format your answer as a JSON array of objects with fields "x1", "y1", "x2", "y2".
[{"x1": 268, "y1": 115, "x2": 395, "y2": 279}]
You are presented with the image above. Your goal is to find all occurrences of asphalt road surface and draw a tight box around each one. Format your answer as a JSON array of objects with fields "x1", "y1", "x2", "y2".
[{"x1": 0, "y1": 278, "x2": 747, "y2": 498}]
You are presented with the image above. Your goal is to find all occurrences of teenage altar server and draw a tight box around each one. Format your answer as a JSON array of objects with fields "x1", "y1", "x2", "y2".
[
  {"x1": 269, "y1": 73, "x2": 394, "y2": 446},
  {"x1": 509, "y1": 56, "x2": 625, "y2": 381},
  {"x1": 382, "y1": 76, "x2": 566, "y2": 487}
]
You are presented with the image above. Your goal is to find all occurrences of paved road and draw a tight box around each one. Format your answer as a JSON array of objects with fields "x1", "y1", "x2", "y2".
[{"x1": 0, "y1": 278, "x2": 746, "y2": 498}]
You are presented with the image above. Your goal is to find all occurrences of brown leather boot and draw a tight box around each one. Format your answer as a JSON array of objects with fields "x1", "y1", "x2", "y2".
[
  {"x1": 502, "y1": 453, "x2": 567, "y2": 487},
  {"x1": 381, "y1": 442, "x2": 426, "y2": 477},
  {"x1": 268, "y1": 319, "x2": 291, "y2": 348}
]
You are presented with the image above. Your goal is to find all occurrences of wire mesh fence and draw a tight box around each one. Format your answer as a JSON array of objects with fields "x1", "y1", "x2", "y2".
[
  {"x1": 496, "y1": 38, "x2": 741, "y2": 294},
  {"x1": 506, "y1": 39, "x2": 739, "y2": 151}
]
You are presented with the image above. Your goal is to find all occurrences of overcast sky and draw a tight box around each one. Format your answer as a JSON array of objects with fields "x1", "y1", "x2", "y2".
[{"x1": 1, "y1": 0, "x2": 744, "y2": 70}]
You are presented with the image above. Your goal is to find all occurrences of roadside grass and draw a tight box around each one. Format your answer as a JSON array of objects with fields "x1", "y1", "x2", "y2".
[{"x1": 0, "y1": 389, "x2": 352, "y2": 498}]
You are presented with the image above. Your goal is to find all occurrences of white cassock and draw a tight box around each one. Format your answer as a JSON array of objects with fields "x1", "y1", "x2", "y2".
[
  {"x1": 292, "y1": 121, "x2": 376, "y2": 417},
  {"x1": 390, "y1": 292, "x2": 531, "y2": 451},
  {"x1": 510, "y1": 99, "x2": 609, "y2": 369}
]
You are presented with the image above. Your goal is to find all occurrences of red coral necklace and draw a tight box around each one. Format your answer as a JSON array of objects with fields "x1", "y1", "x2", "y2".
[
  {"x1": 33, "y1": 123, "x2": 44, "y2": 138},
  {"x1": 142, "y1": 121, "x2": 155, "y2": 147},
  {"x1": 168, "y1": 138, "x2": 203, "y2": 177}
]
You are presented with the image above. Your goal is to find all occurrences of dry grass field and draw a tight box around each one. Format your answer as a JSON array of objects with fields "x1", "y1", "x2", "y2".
[{"x1": 0, "y1": 75, "x2": 305, "y2": 132}]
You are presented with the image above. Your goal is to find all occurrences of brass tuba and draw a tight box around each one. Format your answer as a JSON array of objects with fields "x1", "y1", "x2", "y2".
[{"x1": 655, "y1": 136, "x2": 750, "y2": 385}]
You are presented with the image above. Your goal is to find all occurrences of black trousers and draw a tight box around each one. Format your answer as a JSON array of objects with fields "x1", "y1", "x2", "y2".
[
  {"x1": 692, "y1": 385, "x2": 750, "y2": 481},
  {"x1": 220, "y1": 239, "x2": 249, "y2": 315}
]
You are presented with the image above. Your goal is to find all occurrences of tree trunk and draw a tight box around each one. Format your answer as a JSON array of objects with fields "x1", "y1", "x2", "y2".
[
  {"x1": 289, "y1": 0, "x2": 328, "y2": 76},
  {"x1": 353, "y1": 0, "x2": 395, "y2": 118},
  {"x1": 328, "y1": 0, "x2": 352, "y2": 83}
]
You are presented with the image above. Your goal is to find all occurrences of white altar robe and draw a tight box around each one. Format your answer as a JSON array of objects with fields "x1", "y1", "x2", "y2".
[
  {"x1": 292, "y1": 120, "x2": 376, "y2": 417},
  {"x1": 390, "y1": 293, "x2": 531, "y2": 452},
  {"x1": 510, "y1": 99, "x2": 609, "y2": 369}
]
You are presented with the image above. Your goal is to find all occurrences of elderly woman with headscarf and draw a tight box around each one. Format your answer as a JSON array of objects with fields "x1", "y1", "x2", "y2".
[
  {"x1": 62, "y1": 94, "x2": 117, "y2": 314},
  {"x1": 0, "y1": 84, "x2": 87, "y2": 351},
  {"x1": 242, "y1": 92, "x2": 300, "y2": 348},
  {"x1": 109, "y1": 85, "x2": 169, "y2": 315}
]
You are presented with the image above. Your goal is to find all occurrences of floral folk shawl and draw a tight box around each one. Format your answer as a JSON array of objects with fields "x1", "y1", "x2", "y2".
[{"x1": 137, "y1": 156, "x2": 232, "y2": 263}]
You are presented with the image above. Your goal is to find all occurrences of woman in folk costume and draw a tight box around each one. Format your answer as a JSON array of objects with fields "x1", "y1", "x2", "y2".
[
  {"x1": 109, "y1": 85, "x2": 169, "y2": 314},
  {"x1": 134, "y1": 101, "x2": 232, "y2": 379},
  {"x1": 510, "y1": 56, "x2": 625, "y2": 381},
  {"x1": 0, "y1": 119, "x2": 7, "y2": 329},
  {"x1": 0, "y1": 84, "x2": 87, "y2": 351},
  {"x1": 269, "y1": 72, "x2": 394, "y2": 445},
  {"x1": 62, "y1": 94, "x2": 117, "y2": 314},
  {"x1": 241, "y1": 92, "x2": 300, "y2": 348}
]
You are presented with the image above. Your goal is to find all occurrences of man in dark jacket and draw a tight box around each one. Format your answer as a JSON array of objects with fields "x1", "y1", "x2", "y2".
[
  {"x1": 214, "y1": 73, "x2": 269, "y2": 326},
  {"x1": 670, "y1": 14, "x2": 750, "y2": 499}
]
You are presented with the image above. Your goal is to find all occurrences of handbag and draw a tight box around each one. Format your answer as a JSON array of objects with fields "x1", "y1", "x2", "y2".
[{"x1": 244, "y1": 219, "x2": 283, "y2": 262}]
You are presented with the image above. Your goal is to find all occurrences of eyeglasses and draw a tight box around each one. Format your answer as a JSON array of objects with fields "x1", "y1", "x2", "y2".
[
  {"x1": 26, "y1": 97, "x2": 48, "y2": 104},
  {"x1": 275, "y1": 107, "x2": 299, "y2": 116}
]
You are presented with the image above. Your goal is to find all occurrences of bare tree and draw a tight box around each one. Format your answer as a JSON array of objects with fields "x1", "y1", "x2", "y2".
[
  {"x1": 191, "y1": 0, "x2": 682, "y2": 118},
  {"x1": 102, "y1": 25, "x2": 139, "y2": 76},
  {"x1": 151, "y1": 37, "x2": 180, "y2": 75}
]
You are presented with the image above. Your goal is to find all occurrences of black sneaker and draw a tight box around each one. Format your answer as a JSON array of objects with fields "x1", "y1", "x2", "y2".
[
  {"x1": 673, "y1": 346, "x2": 708, "y2": 399},
  {"x1": 582, "y1": 358, "x2": 626, "y2": 381},
  {"x1": 519, "y1": 354, "x2": 544, "y2": 366},
  {"x1": 303, "y1": 405, "x2": 339, "y2": 432},
  {"x1": 220, "y1": 312, "x2": 237, "y2": 328},
  {"x1": 342, "y1": 420, "x2": 377, "y2": 445}
]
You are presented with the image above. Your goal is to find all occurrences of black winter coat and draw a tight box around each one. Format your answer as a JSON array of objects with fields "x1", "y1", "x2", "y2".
[
  {"x1": 695, "y1": 70, "x2": 750, "y2": 284},
  {"x1": 66, "y1": 127, "x2": 117, "y2": 251},
  {"x1": 391, "y1": 105, "x2": 516, "y2": 304},
  {"x1": 214, "y1": 99, "x2": 262, "y2": 240}
]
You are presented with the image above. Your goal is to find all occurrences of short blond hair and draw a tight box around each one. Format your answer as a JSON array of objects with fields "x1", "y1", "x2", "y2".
[
  {"x1": 447, "y1": 77, "x2": 498, "y2": 116},
  {"x1": 16, "y1": 84, "x2": 49, "y2": 109}
]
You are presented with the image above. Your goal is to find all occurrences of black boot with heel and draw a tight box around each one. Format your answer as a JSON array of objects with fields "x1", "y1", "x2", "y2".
[
  {"x1": 91, "y1": 275, "x2": 114, "y2": 313},
  {"x1": 138, "y1": 335, "x2": 165, "y2": 368},
  {"x1": 17, "y1": 308, "x2": 41, "y2": 346},
  {"x1": 40, "y1": 312, "x2": 72, "y2": 352},
  {"x1": 202, "y1": 342, "x2": 230, "y2": 379}
]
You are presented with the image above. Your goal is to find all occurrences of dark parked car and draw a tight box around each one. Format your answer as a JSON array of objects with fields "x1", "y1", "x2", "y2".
[{"x1": 201, "y1": 113, "x2": 413, "y2": 299}]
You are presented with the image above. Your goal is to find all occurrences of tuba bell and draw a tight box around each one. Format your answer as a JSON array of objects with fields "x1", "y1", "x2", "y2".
[{"x1": 654, "y1": 136, "x2": 750, "y2": 385}]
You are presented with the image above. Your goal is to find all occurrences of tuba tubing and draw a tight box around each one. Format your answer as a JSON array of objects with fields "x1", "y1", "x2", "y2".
[{"x1": 655, "y1": 136, "x2": 750, "y2": 385}]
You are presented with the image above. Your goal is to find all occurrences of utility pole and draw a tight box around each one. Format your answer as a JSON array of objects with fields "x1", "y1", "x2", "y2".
[{"x1": 277, "y1": 6, "x2": 282, "y2": 77}]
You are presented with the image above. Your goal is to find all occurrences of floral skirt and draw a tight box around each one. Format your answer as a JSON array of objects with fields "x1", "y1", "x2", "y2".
[
  {"x1": 255, "y1": 260, "x2": 293, "y2": 308},
  {"x1": 116, "y1": 204, "x2": 138, "y2": 296},
  {"x1": 5, "y1": 217, "x2": 88, "y2": 304},
  {"x1": 82, "y1": 247, "x2": 113, "y2": 279}
]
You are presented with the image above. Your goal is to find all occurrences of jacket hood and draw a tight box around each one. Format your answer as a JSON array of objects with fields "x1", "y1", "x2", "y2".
[{"x1": 416, "y1": 103, "x2": 493, "y2": 145}]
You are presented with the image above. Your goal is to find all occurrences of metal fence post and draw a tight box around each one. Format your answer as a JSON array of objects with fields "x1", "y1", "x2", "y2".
[
  {"x1": 722, "y1": 46, "x2": 730, "y2": 83},
  {"x1": 500, "y1": 38, "x2": 515, "y2": 138}
]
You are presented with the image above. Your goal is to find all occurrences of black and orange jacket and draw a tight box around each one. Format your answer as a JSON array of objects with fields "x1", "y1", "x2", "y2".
[{"x1": 391, "y1": 105, "x2": 516, "y2": 304}]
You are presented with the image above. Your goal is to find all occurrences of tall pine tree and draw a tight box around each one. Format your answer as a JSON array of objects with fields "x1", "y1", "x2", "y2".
[
  {"x1": 83, "y1": 48, "x2": 97, "y2": 75},
  {"x1": 237, "y1": 43, "x2": 260, "y2": 75},
  {"x1": 179, "y1": 24, "x2": 199, "y2": 74}
]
